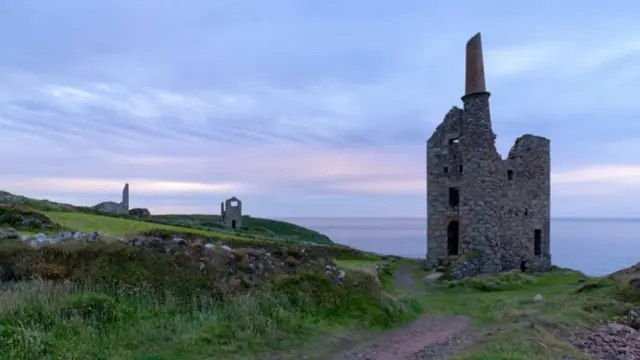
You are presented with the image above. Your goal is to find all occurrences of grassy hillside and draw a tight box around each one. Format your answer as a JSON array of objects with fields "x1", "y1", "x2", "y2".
[
  {"x1": 0, "y1": 200, "x2": 414, "y2": 359},
  {"x1": 0, "y1": 236, "x2": 417, "y2": 359},
  {"x1": 396, "y1": 262, "x2": 640, "y2": 359},
  {"x1": 0, "y1": 190, "x2": 333, "y2": 245},
  {"x1": 152, "y1": 214, "x2": 333, "y2": 244}
]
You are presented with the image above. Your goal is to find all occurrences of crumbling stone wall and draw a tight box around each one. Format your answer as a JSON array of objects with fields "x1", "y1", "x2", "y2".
[
  {"x1": 500, "y1": 135, "x2": 551, "y2": 272},
  {"x1": 221, "y1": 196, "x2": 242, "y2": 229},
  {"x1": 426, "y1": 33, "x2": 551, "y2": 278}
]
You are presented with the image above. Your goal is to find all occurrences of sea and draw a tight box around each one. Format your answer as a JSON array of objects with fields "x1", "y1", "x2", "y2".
[{"x1": 280, "y1": 217, "x2": 640, "y2": 277}]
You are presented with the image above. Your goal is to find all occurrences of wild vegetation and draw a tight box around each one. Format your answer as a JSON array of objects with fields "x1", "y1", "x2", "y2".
[
  {"x1": 0, "y1": 198, "x2": 417, "y2": 359},
  {"x1": 413, "y1": 263, "x2": 640, "y2": 359},
  {"x1": 0, "y1": 191, "x2": 638, "y2": 359}
]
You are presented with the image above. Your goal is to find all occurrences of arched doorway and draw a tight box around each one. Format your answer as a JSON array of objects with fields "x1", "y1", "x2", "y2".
[
  {"x1": 231, "y1": 220, "x2": 237, "y2": 229},
  {"x1": 447, "y1": 221, "x2": 459, "y2": 255}
]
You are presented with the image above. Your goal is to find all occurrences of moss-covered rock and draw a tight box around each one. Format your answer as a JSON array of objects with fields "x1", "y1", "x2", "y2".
[
  {"x1": 0, "y1": 205, "x2": 56, "y2": 230},
  {"x1": 129, "y1": 208, "x2": 151, "y2": 218}
]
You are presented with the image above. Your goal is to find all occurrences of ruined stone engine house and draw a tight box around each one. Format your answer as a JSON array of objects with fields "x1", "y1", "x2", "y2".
[{"x1": 426, "y1": 33, "x2": 551, "y2": 278}]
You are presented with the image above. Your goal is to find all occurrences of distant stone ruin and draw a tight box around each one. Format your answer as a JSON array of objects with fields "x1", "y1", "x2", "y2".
[
  {"x1": 221, "y1": 197, "x2": 242, "y2": 229},
  {"x1": 426, "y1": 33, "x2": 551, "y2": 278},
  {"x1": 93, "y1": 183, "x2": 130, "y2": 215}
]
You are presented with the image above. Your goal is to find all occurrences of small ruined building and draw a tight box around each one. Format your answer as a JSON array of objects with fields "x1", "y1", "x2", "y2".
[
  {"x1": 221, "y1": 196, "x2": 242, "y2": 229},
  {"x1": 93, "y1": 183, "x2": 130, "y2": 215},
  {"x1": 426, "y1": 33, "x2": 551, "y2": 278}
]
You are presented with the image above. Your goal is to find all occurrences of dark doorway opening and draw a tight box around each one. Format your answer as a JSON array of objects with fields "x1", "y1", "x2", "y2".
[
  {"x1": 507, "y1": 170, "x2": 514, "y2": 180},
  {"x1": 534, "y1": 229, "x2": 542, "y2": 255},
  {"x1": 231, "y1": 220, "x2": 237, "y2": 229},
  {"x1": 448, "y1": 187, "x2": 460, "y2": 208},
  {"x1": 520, "y1": 260, "x2": 527, "y2": 272},
  {"x1": 447, "y1": 221, "x2": 459, "y2": 256}
]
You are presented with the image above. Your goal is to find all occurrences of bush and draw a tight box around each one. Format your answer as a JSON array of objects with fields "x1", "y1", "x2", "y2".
[{"x1": 0, "y1": 206, "x2": 56, "y2": 230}]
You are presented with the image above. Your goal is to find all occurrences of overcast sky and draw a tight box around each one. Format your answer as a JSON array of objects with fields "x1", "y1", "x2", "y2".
[{"x1": 0, "y1": 1, "x2": 638, "y2": 218}]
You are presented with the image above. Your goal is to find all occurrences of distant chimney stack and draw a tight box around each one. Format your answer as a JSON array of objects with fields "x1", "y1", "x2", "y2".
[{"x1": 122, "y1": 183, "x2": 129, "y2": 211}]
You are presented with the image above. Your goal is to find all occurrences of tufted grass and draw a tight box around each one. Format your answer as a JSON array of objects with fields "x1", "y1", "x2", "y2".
[
  {"x1": 334, "y1": 259, "x2": 380, "y2": 269},
  {"x1": 0, "y1": 279, "x2": 420, "y2": 360},
  {"x1": 0, "y1": 241, "x2": 420, "y2": 360},
  {"x1": 411, "y1": 266, "x2": 639, "y2": 360},
  {"x1": 0, "y1": 278, "x2": 419, "y2": 360}
]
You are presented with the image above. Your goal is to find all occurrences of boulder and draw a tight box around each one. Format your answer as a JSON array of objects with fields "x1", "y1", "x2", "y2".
[
  {"x1": 0, "y1": 206, "x2": 55, "y2": 230},
  {"x1": 93, "y1": 201, "x2": 128, "y2": 215},
  {"x1": 0, "y1": 227, "x2": 19, "y2": 240},
  {"x1": 129, "y1": 208, "x2": 151, "y2": 218}
]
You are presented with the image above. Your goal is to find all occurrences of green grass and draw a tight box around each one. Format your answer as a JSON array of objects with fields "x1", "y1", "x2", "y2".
[
  {"x1": 44, "y1": 211, "x2": 241, "y2": 239},
  {"x1": 0, "y1": 189, "x2": 335, "y2": 245},
  {"x1": 410, "y1": 267, "x2": 638, "y2": 360},
  {"x1": 334, "y1": 259, "x2": 380, "y2": 270},
  {"x1": 0, "y1": 268, "x2": 420, "y2": 360},
  {"x1": 151, "y1": 214, "x2": 334, "y2": 245}
]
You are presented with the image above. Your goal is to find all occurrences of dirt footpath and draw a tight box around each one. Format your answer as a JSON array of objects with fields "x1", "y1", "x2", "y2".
[
  {"x1": 319, "y1": 263, "x2": 479, "y2": 360},
  {"x1": 324, "y1": 315, "x2": 476, "y2": 360}
]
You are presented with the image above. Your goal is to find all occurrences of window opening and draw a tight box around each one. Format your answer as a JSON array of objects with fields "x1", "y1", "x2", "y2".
[
  {"x1": 534, "y1": 229, "x2": 542, "y2": 255},
  {"x1": 448, "y1": 187, "x2": 460, "y2": 208},
  {"x1": 443, "y1": 166, "x2": 448, "y2": 174},
  {"x1": 507, "y1": 170, "x2": 514, "y2": 180},
  {"x1": 447, "y1": 221, "x2": 459, "y2": 256}
]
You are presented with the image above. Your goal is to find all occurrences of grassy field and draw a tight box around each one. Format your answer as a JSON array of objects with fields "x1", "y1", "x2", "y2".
[
  {"x1": 151, "y1": 214, "x2": 333, "y2": 244},
  {"x1": 0, "y1": 248, "x2": 419, "y2": 360},
  {"x1": 2, "y1": 196, "x2": 637, "y2": 359},
  {"x1": 0, "y1": 190, "x2": 334, "y2": 245},
  {"x1": 408, "y1": 265, "x2": 639, "y2": 360},
  {"x1": 44, "y1": 211, "x2": 240, "y2": 239},
  {"x1": 0, "y1": 205, "x2": 421, "y2": 360}
]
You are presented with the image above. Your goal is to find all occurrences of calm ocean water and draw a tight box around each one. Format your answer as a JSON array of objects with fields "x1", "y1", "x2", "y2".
[{"x1": 280, "y1": 217, "x2": 640, "y2": 277}]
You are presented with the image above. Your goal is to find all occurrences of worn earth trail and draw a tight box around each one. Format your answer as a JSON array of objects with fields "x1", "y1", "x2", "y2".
[{"x1": 318, "y1": 263, "x2": 480, "y2": 360}]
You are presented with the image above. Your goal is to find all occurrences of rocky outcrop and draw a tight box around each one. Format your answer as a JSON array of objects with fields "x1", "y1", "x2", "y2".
[
  {"x1": 0, "y1": 205, "x2": 55, "y2": 230},
  {"x1": 93, "y1": 201, "x2": 128, "y2": 215},
  {"x1": 129, "y1": 208, "x2": 151, "y2": 218},
  {"x1": 0, "y1": 228, "x2": 346, "y2": 292},
  {"x1": 571, "y1": 323, "x2": 640, "y2": 360}
]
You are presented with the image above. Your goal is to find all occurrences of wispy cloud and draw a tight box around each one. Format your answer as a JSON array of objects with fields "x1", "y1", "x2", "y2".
[{"x1": 0, "y1": 0, "x2": 638, "y2": 217}]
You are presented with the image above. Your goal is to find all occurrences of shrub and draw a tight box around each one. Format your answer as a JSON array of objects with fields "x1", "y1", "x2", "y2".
[{"x1": 0, "y1": 206, "x2": 57, "y2": 230}]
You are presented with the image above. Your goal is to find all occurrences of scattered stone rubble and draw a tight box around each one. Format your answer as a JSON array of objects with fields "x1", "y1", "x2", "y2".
[
  {"x1": 0, "y1": 227, "x2": 350, "y2": 289},
  {"x1": 0, "y1": 228, "x2": 104, "y2": 247},
  {"x1": 571, "y1": 322, "x2": 640, "y2": 360},
  {"x1": 569, "y1": 307, "x2": 640, "y2": 360}
]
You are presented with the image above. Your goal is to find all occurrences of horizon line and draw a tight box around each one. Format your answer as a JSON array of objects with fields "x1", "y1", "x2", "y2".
[{"x1": 268, "y1": 216, "x2": 640, "y2": 221}]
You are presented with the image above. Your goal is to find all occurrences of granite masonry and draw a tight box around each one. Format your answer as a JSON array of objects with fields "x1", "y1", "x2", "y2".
[
  {"x1": 221, "y1": 196, "x2": 242, "y2": 229},
  {"x1": 426, "y1": 33, "x2": 551, "y2": 278}
]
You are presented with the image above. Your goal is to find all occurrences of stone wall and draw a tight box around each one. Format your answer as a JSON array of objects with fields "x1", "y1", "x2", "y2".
[{"x1": 426, "y1": 104, "x2": 552, "y2": 277}]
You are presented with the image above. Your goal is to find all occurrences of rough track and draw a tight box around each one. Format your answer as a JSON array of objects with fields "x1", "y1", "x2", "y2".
[{"x1": 319, "y1": 264, "x2": 479, "y2": 360}]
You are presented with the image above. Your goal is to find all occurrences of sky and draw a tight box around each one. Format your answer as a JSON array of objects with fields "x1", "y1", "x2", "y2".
[{"x1": 0, "y1": 1, "x2": 639, "y2": 218}]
